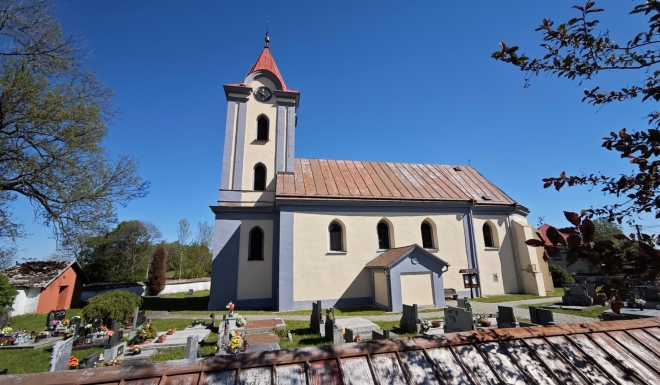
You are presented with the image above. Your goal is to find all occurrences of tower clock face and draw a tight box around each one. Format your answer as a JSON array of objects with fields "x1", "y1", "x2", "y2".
[{"x1": 254, "y1": 86, "x2": 272, "y2": 102}]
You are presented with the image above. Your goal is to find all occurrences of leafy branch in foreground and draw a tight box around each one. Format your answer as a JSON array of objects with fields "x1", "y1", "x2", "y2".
[{"x1": 492, "y1": 1, "x2": 660, "y2": 224}]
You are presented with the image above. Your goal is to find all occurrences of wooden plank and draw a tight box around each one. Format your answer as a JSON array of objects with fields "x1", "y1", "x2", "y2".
[
  {"x1": 421, "y1": 164, "x2": 466, "y2": 199},
  {"x1": 378, "y1": 162, "x2": 413, "y2": 198},
  {"x1": 499, "y1": 340, "x2": 560, "y2": 385},
  {"x1": 370, "y1": 354, "x2": 407, "y2": 385},
  {"x1": 336, "y1": 160, "x2": 361, "y2": 196},
  {"x1": 357, "y1": 161, "x2": 389, "y2": 197},
  {"x1": 546, "y1": 336, "x2": 612, "y2": 385},
  {"x1": 409, "y1": 163, "x2": 451, "y2": 199},
  {"x1": 124, "y1": 379, "x2": 161, "y2": 385},
  {"x1": 627, "y1": 328, "x2": 660, "y2": 352},
  {"x1": 283, "y1": 174, "x2": 295, "y2": 195},
  {"x1": 204, "y1": 371, "x2": 237, "y2": 385},
  {"x1": 568, "y1": 334, "x2": 640, "y2": 385},
  {"x1": 398, "y1": 350, "x2": 439, "y2": 384},
  {"x1": 589, "y1": 332, "x2": 660, "y2": 383},
  {"x1": 387, "y1": 163, "x2": 425, "y2": 198},
  {"x1": 300, "y1": 158, "x2": 317, "y2": 195},
  {"x1": 401, "y1": 163, "x2": 438, "y2": 199},
  {"x1": 240, "y1": 367, "x2": 271, "y2": 385},
  {"x1": 369, "y1": 162, "x2": 402, "y2": 197},
  {"x1": 346, "y1": 161, "x2": 372, "y2": 196},
  {"x1": 163, "y1": 373, "x2": 200, "y2": 385},
  {"x1": 309, "y1": 360, "x2": 341, "y2": 385},
  {"x1": 452, "y1": 345, "x2": 499, "y2": 385},
  {"x1": 293, "y1": 158, "x2": 305, "y2": 195},
  {"x1": 608, "y1": 330, "x2": 660, "y2": 371},
  {"x1": 309, "y1": 159, "x2": 329, "y2": 195},
  {"x1": 275, "y1": 364, "x2": 305, "y2": 385},
  {"x1": 522, "y1": 338, "x2": 585, "y2": 385},
  {"x1": 319, "y1": 159, "x2": 340, "y2": 196},
  {"x1": 476, "y1": 342, "x2": 530, "y2": 385},
  {"x1": 425, "y1": 347, "x2": 471, "y2": 384},
  {"x1": 340, "y1": 357, "x2": 376, "y2": 385},
  {"x1": 328, "y1": 160, "x2": 351, "y2": 196}
]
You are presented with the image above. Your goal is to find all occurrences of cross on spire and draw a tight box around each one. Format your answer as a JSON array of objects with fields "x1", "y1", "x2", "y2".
[{"x1": 265, "y1": 21, "x2": 269, "y2": 47}]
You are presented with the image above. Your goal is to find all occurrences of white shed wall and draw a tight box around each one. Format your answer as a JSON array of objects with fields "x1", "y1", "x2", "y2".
[{"x1": 10, "y1": 287, "x2": 41, "y2": 316}]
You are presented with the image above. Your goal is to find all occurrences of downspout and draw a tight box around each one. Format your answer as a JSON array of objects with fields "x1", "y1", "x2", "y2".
[
  {"x1": 506, "y1": 204, "x2": 523, "y2": 293},
  {"x1": 465, "y1": 202, "x2": 482, "y2": 297}
]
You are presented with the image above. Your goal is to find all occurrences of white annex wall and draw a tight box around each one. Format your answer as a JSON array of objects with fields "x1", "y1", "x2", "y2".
[
  {"x1": 10, "y1": 287, "x2": 41, "y2": 316},
  {"x1": 293, "y1": 211, "x2": 469, "y2": 302},
  {"x1": 81, "y1": 279, "x2": 211, "y2": 301},
  {"x1": 472, "y1": 215, "x2": 519, "y2": 295},
  {"x1": 237, "y1": 219, "x2": 273, "y2": 300},
  {"x1": 400, "y1": 272, "x2": 434, "y2": 307}
]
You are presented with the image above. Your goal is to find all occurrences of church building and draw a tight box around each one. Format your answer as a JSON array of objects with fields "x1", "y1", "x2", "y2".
[{"x1": 209, "y1": 39, "x2": 551, "y2": 311}]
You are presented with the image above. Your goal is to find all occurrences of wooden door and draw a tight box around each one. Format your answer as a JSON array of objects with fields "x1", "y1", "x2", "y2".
[{"x1": 56, "y1": 286, "x2": 69, "y2": 309}]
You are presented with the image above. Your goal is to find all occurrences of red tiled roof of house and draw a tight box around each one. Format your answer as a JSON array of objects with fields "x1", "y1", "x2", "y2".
[
  {"x1": 276, "y1": 158, "x2": 518, "y2": 206},
  {"x1": 244, "y1": 46, "x2": 291, "y2": 91},
  {"x1": 538, "y1": 223, "x2": 571, "y2": 246}
]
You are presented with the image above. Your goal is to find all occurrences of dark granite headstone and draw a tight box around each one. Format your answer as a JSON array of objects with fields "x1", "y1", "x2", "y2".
[
  {"x1": 444, "y1": 306, "x2": 474, "y2": 333},
  {"x1": 400, "y1": 304, "x2": 420, "y2": 333},
  {"x1": 78, "y1": 353, "x2": 100, "y2": 369},
  {"x1": 562, "y1": 284, "x2": 594, "y2": 306},
  {"x1": 496, "y1": 306, "x2": 519, "y2": 328},
  {"x1": 47, "y1": 310, "x2": 66, "y2": 330},
  {"x1": 188, "y1": 289, "x2": 194, "y2": 295},
  {"x1": 310, "y1": 301, "x2": 323, "y2": 334},
  {"x1": 91, "y1": 318, "x2": 101, "y2": 329},
  {"x1": 324, "y1": 308, "x2": 343, "y2": 343},
  {"x1": 69, "y1": 317, "x2": 81, "y2": 333},
  {"x1": 529, "y1": 306, "x2": 556, "y2": 325},
  {"x1": 105, "y1": 321, "x2": 121, "y2": 348}
]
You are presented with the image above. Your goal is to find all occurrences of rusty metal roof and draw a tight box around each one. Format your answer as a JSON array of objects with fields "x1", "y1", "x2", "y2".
[
  {"x1": 7, "y1": 317, "x2": 660, "y2": 384},
  {"x1": 276, "y1": 158, "x2": 517, "y2": 205},
  {"x1": 366, "y1": 244, "x2": 449, "y2": 269},
  {"x1": 3, "y1": 260, "x2": 89, "y2": 288}
]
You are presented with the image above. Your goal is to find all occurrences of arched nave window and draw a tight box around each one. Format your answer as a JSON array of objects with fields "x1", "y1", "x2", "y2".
[
  {"x1": 377, "y1": 221, "x2": 391, "y2": 250},
  {"x1": 248, "y1": 227, "x2": 264, "y2": 260},
  {"x1": 421, "y1": 221, "x2": 434, "y2": 249},
  {"x1": 328, "y1": 221, "x2": 344, "y2": 251},
  {"x1": 256, "y1": 116, "x2": 269, "y2": 140},
  {"x1": 483, "y1": 223, "x2": 495, "y2": 248},
  {"x1": 253, "y1": 164, "x2": 266, "y2": 191}
]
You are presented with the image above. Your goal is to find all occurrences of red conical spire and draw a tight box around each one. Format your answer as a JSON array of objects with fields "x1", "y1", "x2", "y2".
[{"x1": 244, "y1": 45, "x2": 288, "y2": 91}]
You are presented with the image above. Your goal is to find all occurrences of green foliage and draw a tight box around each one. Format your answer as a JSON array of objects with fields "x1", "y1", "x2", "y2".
[
  {"x1": 549, "y1": 263, "x2": 576, "y2": 287},
  {"x1": 149, "y1": 243, "x2": 167, "y2": 295},
  {"x1": 593, "y1": 218, "x2": 624, "y2": 243},
  {"x1": 0, "y1": 273, "x2": 17, "y2": 315},
  {"x1": 136, "y1": 322, "x2": 157, "y2": 341},
  {"x1": 0, "y1": 0, "x2": 148, "y2": 256},
  {"x1": 82, "y1": 290, "x2": 142, "y2": 326},
  {"x1": 492, "y1": 2, "x2": 660, "y2": 224}
]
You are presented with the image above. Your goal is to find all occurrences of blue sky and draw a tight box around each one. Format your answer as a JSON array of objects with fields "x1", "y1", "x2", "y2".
[{"x1": 13, "y1": 1, "x2": 656, "y2": 260}]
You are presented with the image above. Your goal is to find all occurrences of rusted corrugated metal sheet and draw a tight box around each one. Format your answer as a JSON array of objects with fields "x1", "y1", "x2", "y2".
[
  {"x1": 7, "y1": 318, "x2": 660, "y2": 385},
  {"x1": 276, "y1": 158, "x2": 517, "y2": 206}
]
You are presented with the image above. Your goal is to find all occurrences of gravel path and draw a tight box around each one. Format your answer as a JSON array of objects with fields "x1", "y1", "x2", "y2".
[{"x1": 147, "y1": 296, "x2": 597, "y2": 325}]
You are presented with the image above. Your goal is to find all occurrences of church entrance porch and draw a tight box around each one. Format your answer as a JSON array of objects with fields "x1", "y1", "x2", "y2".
[{"x1": 366, "y1": 244, "x2": 449, "y2": 312}]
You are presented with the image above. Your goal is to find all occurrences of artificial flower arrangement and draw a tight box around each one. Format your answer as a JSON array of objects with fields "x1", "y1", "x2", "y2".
[
  {"x1": 68, "y1": 356, "x2": 79, "y2": 369},
  {"x1": 419, "y1": 319, "x2": 431, "y2": 332},
  {"x1": 1, "y1": 327, "x2": 12, "y2": 336},
  {"x1": 156, "y1": 333, "x2": 167, "y2": 343},
  {"x1": 127, "y1": 344, "x2": 142, "y2": 355},
  {"x1": 235, "y1": 315, "x2": 247, "y2": 327},
  {"x1": 106, "y1": 330, "x2": 114, "y2": 337},
  {"x1": 354, "y1": 335, "x2": 361, "y2": 342},
  {"x1": 228, "y1": 332, "x2": 243, "y2": 352},
  {"x1": 61, "y1": 319, "x2": 70, "y2": 326},
  {"x1": 166, "y1": 328, "x2": 177, "y2": 335},
  {"x1": 635, "y1": 298, "x2": 646, "y2": 305},
  {"x1": 100, "y1": 326, "x2": 109, "y2": 332}
]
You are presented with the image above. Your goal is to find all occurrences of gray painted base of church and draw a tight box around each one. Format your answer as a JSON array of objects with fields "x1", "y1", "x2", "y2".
[{"x1": 293, "y1": 297, "x2": 373, "y2": 310}]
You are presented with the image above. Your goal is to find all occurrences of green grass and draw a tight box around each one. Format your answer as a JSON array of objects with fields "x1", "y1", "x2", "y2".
[
  {"x1": 8, "y1": 309, "x2": 84, "y2": 334},
  {"x1": 142, "y1": 290, "x2": 210, "y2": 312},
  {"x1": 0, "y1": 344, "x2": 103, "y2": 375},
  {"x1": 470, "y1": 288, "x2": 564, "y2": 303},
  {"x1": 517, "y1": 302, "x2": 609, "y2": 319},
  {"x1": 149, "y1": 347, "x2": 185, "y2": 362}
]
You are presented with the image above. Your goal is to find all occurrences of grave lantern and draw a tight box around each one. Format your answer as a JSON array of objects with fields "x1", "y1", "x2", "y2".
[{"x1": 459, "y1": 268, "x2": 480, "y2": 299}]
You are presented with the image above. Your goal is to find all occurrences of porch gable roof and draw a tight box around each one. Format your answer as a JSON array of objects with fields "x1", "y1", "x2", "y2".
[{"x1": 365, "y1": 244, "x2": 450, "y2": 269}]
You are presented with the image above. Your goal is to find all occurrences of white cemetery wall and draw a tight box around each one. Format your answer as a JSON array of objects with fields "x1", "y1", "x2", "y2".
[
  {"x1": 10, "y1": 287, "x2": 41, "y2": 316},
  {"x1": 81, "y1": 278, "x2": 211, "y2": 300},
  {"x1": 159, "y1": 279, "x2": 211, "y2": 295}
]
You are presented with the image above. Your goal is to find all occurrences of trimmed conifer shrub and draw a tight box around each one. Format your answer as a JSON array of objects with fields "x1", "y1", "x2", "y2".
[
  {"x1": 549, "y1": 264, "x2": 575, "y2": 287},
  {"x1": 149, "y1": 243, "x2": 167, "y2": 296}
]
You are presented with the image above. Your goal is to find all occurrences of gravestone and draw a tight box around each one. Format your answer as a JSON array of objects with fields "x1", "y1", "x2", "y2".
[
  {"x1": 0, "y1": 316, "x2": 8, "y2": 330},
  {"x1": 91, "y1": 318, "x2": 101, "y2": 329},
  {"x1": 69, "y1": 318, "x2": 81, "y2": 333},
  {"x1": 496, "y1": 306, "x2": 519, "y2": 329},
  {"x1": 400, "y1": 304, "x2": 420, "y2": 333},
  {"x1": 444, "y1": 306, "x2": 474, "y2": 333},
  {"x1": 131, "y1": 308, "x2": 146, "y2": 331},
  {"x1": 104, "y1": 341, "x2": 126, "y2": 360},
  {"x1": 457, "y1": 297, "x2": 468, "y2": 309},
  {"x1": 345, "y1": 328, "x2": 355, "y2": 343},
  {"x1": 209, "y1": 312, "x2": 216, "y2": 328},
  {"x1": 324, "y1": 308, "x2": 343, "y2": 344},
  {"x1": 562, "y1": 284, "x2": 594, "y2": 306},
  {"x1": 188, "y1": 289, "x2": 194, "y2": 295},
  {"x1": 185, "y1": 335, "x2": 199, "y2": 360},
  {"x1": 310, "y1": 301, "x2": 323, "y2": 334},
  {"x1": 104, "y1": 321, "x2": 122, "y2": 348},
  {"x1": 49, "y1": 336, "x2": 74, "y2": 371},
  {"x1": 372, "y1": 330, "x2": 397, "y2": 340},
  {"x1": 529, "y1": 306, "x2": 556, "y2": 326},
  {"x1": 47, "y1": 310, "x2": 66, "y2": 330},
  {"x1": 78, "y1": 353, "x2": 100, "y2": 369}
]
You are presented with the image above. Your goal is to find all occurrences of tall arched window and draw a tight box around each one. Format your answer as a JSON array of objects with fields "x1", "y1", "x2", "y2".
[
  {"x1": 253, "y1": 164, "x2": 266, "y2": 191},
  {"x1": 257, "y1": 116, "x2": 269, "y2": 140},
  {"x1": 483, "y1": 223, "x2": 494, "y2": 248},
  {"x1": 421, "y1": 222, "x2": 434, "y2": 249},
  {"x1": 328, "y1": 222, "x2": 343, "y2": 251},
  {"x1": 248, "y1": 227, "x2": 264, "y2": 260},
  {"x1": 377, "y1": 222, "x2": 390, "y2": 250}
]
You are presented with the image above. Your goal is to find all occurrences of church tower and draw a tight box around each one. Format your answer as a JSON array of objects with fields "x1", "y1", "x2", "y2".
[{"x1": 218, "y1": 37, "x2": 300, "y2": 207}]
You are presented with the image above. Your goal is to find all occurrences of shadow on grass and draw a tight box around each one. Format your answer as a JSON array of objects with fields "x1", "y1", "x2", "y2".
[{"x1": 142, "y1": 295, "x2": 209, "y2": 311}]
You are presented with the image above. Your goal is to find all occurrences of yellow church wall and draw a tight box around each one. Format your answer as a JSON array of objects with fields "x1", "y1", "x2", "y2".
[
  {"x1": 292, "y1": 211, "x2": 469, "y2": 302},
  {"x1": 240, "y1": 76, "x2": 279, "y2": 205},
  {"x1": 401, "y1": 273, "x2": 435, "y2": 307},
  {"x1": 237, "y1": 219, "x2": 273, "y2": 300},
  {"x1": 472, "y1": 215, "x2": 520, "y2": 295},
  {"x1": 373, "y1": 271, "x2": 389, "y2": 308}
]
